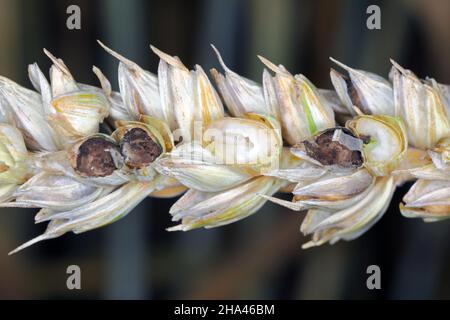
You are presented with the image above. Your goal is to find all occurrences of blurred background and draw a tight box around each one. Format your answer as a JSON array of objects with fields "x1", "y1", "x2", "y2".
[{"x1": 0, "y1": 0, "x2": 450, "y2": 299}]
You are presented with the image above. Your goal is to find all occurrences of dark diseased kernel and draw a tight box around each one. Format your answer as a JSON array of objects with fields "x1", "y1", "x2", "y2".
[
  {"x1": 76, "y1": 137, "x2": 119, "y2": 177},
  {"x1": 120, "y1": 128, "x2": 162, "y2": 169},
  {"x1": 344, "y1": 77, "x2": 364, "y2": 110},
  {"x1": 303, "y1": 128, "x2": 364, "y2": 168}
]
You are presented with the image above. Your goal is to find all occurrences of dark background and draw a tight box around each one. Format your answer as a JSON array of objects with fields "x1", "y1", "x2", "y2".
[{"x1": 0, "y1": 0, "x2": 449, "y2": 299}]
